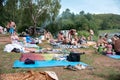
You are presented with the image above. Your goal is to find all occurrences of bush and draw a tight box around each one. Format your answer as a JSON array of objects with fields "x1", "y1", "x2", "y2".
[{"x1": 77, "y1": 30, "x2": 90, "y2": 38}]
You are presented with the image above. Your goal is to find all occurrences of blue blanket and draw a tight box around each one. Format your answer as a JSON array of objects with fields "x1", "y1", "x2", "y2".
[
  {"x1": 107, "y1": 54, "x2": 120, "y2": 59},
  {"x1": 13, "y1": 60, "x2": 88, "y2": 68}
]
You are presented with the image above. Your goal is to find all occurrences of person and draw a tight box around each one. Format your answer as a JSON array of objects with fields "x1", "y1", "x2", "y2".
[
  {"x1": 68, "y1": 29, "x2": 77, "y2": 40},
  {"x1": 9, "y1": 21, "x2": 16, "y2": 35},
  {"x1": 62, "y1": 36, "x2": 70, "y2": 44},
  {"x1": 111, "y1": 34, "x2": 119, "y2": 50},
  {"x1": 10, "y1": 31, "x2": 19, "y2": 44},
  {"x1": 102, "y1": 33, "x2": 109, "y2": 46},
  {"x1": 0, "y1": 26, "x2": 3, "y2": 34},
  {"x1": 103, "y1": 33, "x2": 108, "y2": 41},
  {"x1": 70, "y1": 35, "x2": 78, "y2": 45},
  {"x1": 79, "y1": 35, "x2": 87, "y2": 44},
  {"x1": 105, "y1": 40, "x2": 113, "y2": 55},
  {"x1": 89, "y1": 29, "x2": 94, "y2": 41},
  {"x1": 4, "y1": 27, "x2": 7, "y2": 34},
  {"x1": 57, "y1": 31, "x2": 64, "y2": 42},
  {"x1": 96, "y1": 36, "x2": 107, "y2": 47},
  {"x1": 6, "y1": 22, "x2": 10, "y2": 32},
  {"x1": 44, "y1": 30, "x2": 53, "y2": 40},
  {"x1": 111, "y1": 34, "x2": 118, "y2": 45},
  {"x1": 114, "y1": 35, "x2": 120, "y2": 55}
]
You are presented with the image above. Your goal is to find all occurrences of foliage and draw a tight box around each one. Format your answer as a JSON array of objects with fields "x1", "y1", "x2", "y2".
[
  {"x1": 1, "y1": 0, "x2": 61, "y2": 34},
  {"x1": 1, "y1": 1, "x2": 120, "y2": 36},
  {"x1": 77, "y1": 30, "x2": 90, "y2": 38}
]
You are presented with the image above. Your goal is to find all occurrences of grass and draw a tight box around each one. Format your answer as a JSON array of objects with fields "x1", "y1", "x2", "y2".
[{"x1": 0, "y1": 34, "x2": 120, "y2": 80}]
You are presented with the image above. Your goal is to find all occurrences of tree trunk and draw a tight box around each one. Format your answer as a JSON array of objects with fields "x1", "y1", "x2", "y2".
[{"x1": 33, "y1": 22, "x2": 37, "y2": 36}]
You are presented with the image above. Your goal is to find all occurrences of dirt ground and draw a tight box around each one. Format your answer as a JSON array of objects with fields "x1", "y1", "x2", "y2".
[{"x1": 0, "y1": 34, "x2": 120, "y2": 80}]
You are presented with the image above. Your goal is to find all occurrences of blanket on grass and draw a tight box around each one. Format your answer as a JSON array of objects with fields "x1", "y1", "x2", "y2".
[
  {"x1": 106, "y1": 54, "x2": 120, "y2": 59},
  {"x1": 51, "y1": 43, "x2": 87, "y2": 49},
  {"x1": 13, "y1": 60, "x2": 88, "y2": 68}
]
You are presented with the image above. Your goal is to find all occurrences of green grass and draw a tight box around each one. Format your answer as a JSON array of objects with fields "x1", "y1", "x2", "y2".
[{"x1": 0, "y1": 34, "x2": 120, "y2": 80}]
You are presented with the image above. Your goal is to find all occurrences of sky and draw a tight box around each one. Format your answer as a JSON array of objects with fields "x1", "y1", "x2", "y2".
[{"x1": 60, "y1": 0, "x2": 120, "y2": 15}]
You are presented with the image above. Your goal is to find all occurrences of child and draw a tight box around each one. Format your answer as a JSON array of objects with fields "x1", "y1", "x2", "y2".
[{"x1": 105, "y1": 40, "x2": 113, "y2": 55}]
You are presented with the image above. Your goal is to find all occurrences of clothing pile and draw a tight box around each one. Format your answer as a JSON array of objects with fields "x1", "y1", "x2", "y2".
[{"x1": 0, "y1": 70, "x2": 59, "y2": 80}]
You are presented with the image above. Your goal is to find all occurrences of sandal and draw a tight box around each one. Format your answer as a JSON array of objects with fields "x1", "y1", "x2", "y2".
[
  {"x1": 75, "y1": 64, "x2": 86, "y2": 70},
  {"x1": 86, "y1": 66, "x2": 95, "y2": 70},
  {"x1": 64, "y1": 65, "x2": 77, "y2": 71}
]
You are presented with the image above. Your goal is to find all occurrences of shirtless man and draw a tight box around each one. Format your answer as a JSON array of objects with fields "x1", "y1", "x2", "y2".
[
  {"x1": 114, "y1": 35, "x2": 120, "y2": 55},
  {"x1": 57, "y1": 32, "x2": 64, "y2": 42},
  {"x1": 9, "y1": 21, "x2": 16, "y2": 35}
]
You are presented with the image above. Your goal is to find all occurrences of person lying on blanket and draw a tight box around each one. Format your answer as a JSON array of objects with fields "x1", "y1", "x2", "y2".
[{"x1": 24, "y1": 47, "x2": 38, "y2": 53}]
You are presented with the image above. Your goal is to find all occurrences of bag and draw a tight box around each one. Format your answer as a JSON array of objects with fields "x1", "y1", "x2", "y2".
[
  {"x1": 24, "y1": 58, "x2": 35, "y2": 64},
  {"x1": 67, "y1": 52, "x2": 80, "y2": 62},
  {"x1": 11, "y1": 48, "x2": 20, "y2": 53}
]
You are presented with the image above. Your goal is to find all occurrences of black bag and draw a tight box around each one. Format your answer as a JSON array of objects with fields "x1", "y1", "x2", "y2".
[
  {"x1": 11, "y1": 48, "x2": 20, "y2": 53},
  {"x1": 24, "y1": 58, "x2": 35, "y2": 64},
  {"x1": 67, "y1": 53, "x2": 80, "y2": 62}
]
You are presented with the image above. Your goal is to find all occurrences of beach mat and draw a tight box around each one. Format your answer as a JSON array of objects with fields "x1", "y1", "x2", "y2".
[
  {"x1": 42, "y1": 54, "x2": 54, "y2": 60},
  {"x1": 13, "y1": 60, "x2": 88, "y2": 68},
  {"x1": 107, "y1": 54, "x2": 120, "y2": 59}
]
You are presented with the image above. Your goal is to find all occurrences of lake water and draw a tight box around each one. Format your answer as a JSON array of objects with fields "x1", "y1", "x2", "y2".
[{"x1": 100, "y1": 32, "x2": 120, "y2": 38}]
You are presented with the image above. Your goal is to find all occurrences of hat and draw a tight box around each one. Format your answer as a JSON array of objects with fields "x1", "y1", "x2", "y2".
[{"x1": 107, "y1": 39, "x2": 112, "y2": 43}]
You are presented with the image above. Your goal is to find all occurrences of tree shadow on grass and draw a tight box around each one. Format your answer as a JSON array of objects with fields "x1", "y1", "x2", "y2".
[
  {"x1": 93, "y1": 72, "x2": 120, "y2": 80},
  {"x1": 106, "y1": 74, "x2": 120, "y2": 80}
]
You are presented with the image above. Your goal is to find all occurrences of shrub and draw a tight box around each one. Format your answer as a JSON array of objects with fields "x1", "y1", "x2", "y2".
[{"x1": 77, "y1": 30, "x2": 90, "y2": 38}]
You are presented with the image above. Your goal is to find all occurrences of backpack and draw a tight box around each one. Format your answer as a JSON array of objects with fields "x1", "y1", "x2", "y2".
[
  {"x1": 24, "y1": 58, "x2": 35, "y2": 64},
  {"x1": 67, "y1": 52, "x2": 81, "y2": 62},
  {"x1": 11, "y1": 48, "x2": 20, "y2": 53}
]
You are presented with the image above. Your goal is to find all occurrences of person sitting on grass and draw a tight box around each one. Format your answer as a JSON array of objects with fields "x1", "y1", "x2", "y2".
[
  {"x1": 102, "y1": 33, "x2": 109, "y2": 46},
  {"x1": 70, "y1": 35, "x2": 79, "y2": 45},
  {"x1": 62, "y1": 36, "x2": 71, "y2": 44},
  {"x1": 79, "y1": 35, "x2": 87, "y2": 44},
  {"x1": 97, "y1": 36, "x2": 107, "y2": 53},
  {"x1": 44, "y1": 30, "x2": 53, "y2": 41},
  {"x1": 96, "y1": 36, "x2": 106, "y2": 47},
  {"x1": 111, "y1": 34, "x2": 119, "y2": 50},
  {"x1": 105, "y1": 39, "x2": 113, "y2": 55},
  {"x1": 11, "y1": 31, "x2": 19, "y2": 44},
  {"x1": 68, "y1": 29, "x2": 77, "y2": 40},
  {"x1": 57, "y1": 31, "x2": 64, "y2": 42},
  {"x1": 114, "y1": 35, "x2": 120, "y2": 55}
]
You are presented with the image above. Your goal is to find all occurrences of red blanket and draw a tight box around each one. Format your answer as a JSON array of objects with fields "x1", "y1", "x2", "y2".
[{"x1": 20, "y1": 53, "x2": 44, "y2": 61}]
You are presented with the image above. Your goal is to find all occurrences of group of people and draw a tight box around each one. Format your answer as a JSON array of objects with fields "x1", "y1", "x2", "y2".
[
  {"x1": 4, "y1": 20, "x2": 120, "y2": 55},
  {"x1": 97, "y1": 33, "x2": 120, "y2": 55},
  {"x1": 3, "y1": 22, "x2": 120, "y2": 55},
  {"x1": 57, "y1": 29, "x2": 87, "y2": 45}
]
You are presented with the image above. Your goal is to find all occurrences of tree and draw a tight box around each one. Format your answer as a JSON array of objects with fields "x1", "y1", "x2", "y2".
[
  {"x1": 79, "y1": 10, "x2": 85, "y2": 15},
  {"x1": 4, "y1": 0, "x2": 18, "y2": 21},
  {"x1": 0, "y1": 0, "x2": 6, "y2": 26},
  {"x1": 19, "y1": 0, "x2": 61, "y2": 35}
]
